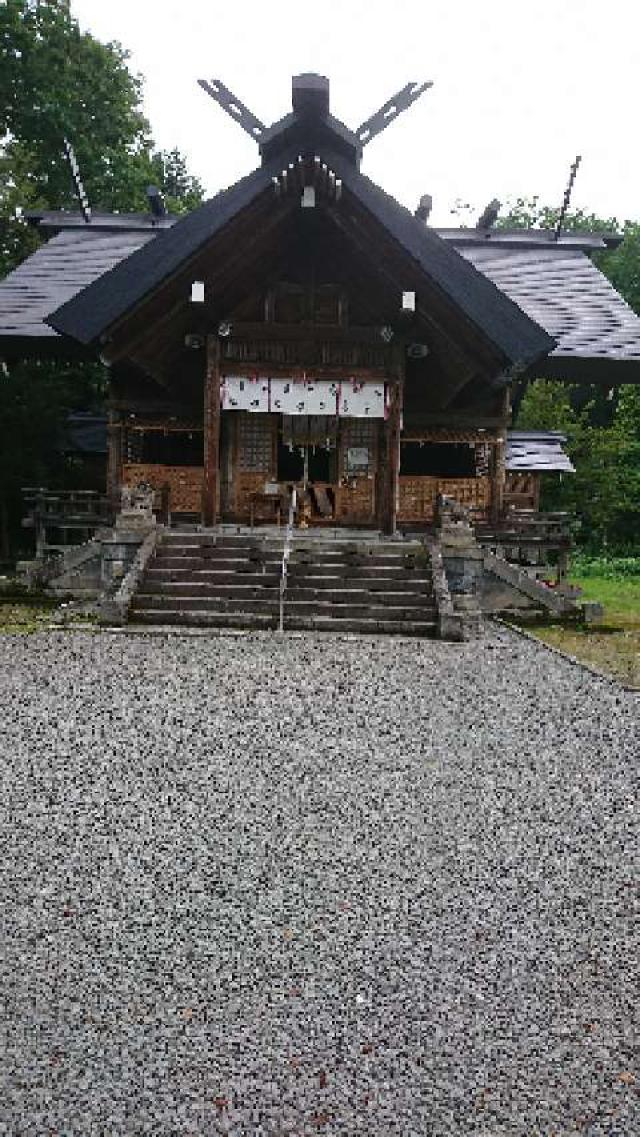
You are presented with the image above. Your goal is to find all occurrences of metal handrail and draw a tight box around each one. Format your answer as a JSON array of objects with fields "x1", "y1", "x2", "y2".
[{"x1": 278, "y1": 487, "x2": 297, "y2": 633}]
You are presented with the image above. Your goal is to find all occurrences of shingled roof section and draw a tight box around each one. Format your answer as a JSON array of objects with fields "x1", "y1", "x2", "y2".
[
  {"x1": 506, "y1": 430, "x2": 575, "y2": 473},
  {"x1": 451, "y1": 241, "x2": 640, "y2": 383},
  {"x1": 47, "y1": 150, "x2": 553, "y2": 373},
  {"x1": 0, "y1": 227, "x2": 154, "y2": 354}
]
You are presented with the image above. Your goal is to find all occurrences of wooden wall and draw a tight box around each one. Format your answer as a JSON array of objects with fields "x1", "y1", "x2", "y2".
[
  {"x1": 504, "y1": 472, "x2": 540, "y2": 511},
  {"x1": 121, "y1": 463, "x2": 203, "y2": 514},
  {"x1": 117, "y1": 418, "x2": 507, "y2": 526},
  {"x1": 398, "y1": 476, "x2": 491, "y2": 522}
]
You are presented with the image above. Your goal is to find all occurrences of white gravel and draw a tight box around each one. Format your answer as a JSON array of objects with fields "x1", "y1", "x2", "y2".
[{"x1": 0, "y1": 626, "x2": 637, "y2": 1136}]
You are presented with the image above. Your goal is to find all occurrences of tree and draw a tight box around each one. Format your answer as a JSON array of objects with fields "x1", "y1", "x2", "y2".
[
  {"x1": 0, "y1": 0, "x2": 205, "y2": 559},
  {"x1": 0, "y1": 0, "x2": 204, "y2": 273}
]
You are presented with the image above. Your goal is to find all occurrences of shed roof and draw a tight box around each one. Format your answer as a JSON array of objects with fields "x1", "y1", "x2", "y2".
[{"x1": 506, "y1": 430, "x2": 575, "y2": 473}]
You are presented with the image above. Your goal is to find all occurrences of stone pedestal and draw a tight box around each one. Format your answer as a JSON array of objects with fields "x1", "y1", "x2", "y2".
[
  {"x1": 435, "y1": 515, "x2": 485, "y2": 640},
  {"x1": 99, "y1": 484, "x2": 156, "y2": 591},
  {"x1": 100, "y1": 531, "x2": 149, "y2": 591},
  {"x1": 439, "y1": 520, "x2": 485, "y2": 596}
]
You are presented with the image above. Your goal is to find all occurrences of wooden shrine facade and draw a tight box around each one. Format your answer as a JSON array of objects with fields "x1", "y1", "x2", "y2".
[
  {"x1": 106, "y1": 317, "x2": 508, "y2": 533},
  {"x1": 3, "y1": 72, "x2": 640, "y2": 536}
]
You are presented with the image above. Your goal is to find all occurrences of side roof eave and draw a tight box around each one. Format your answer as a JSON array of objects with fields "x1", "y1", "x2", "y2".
[{"x1": 48, "y1": 148, "x2": 554, "y2": 370}]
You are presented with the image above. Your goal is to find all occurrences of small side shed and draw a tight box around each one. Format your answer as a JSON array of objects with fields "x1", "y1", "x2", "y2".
[{"x1": 504, "y1": 430, "x2": 575, "y2": 510}]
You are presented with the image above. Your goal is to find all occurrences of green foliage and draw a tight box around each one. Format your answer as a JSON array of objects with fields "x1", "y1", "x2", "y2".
[
  {"x1": 501, "y1": 198, "x2": 640, "y2": 554},
  {"x1": 0, "y1": 0, "x2": 204, "y2": 274},
  {"x1": 571, "y1": 555, "x2": 640, "y2": 579},
  {"x1": 0, "y1": 357, "x2": 108, "y2": 557},
  {"x1": 0, "y1": 1, "x2": 205, "y2": 558},
  {"x1": 517, "y1": 379, "x2": 640, "y2": 551}
]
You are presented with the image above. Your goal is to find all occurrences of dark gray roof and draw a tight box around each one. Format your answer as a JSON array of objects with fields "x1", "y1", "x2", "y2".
[
  {"x1": 47, "y1": 148, "x2": 553, "y2": 373},
  {"x1": 506, "y1": 430, "x2": 575, "y2": 473},
  {"x1": 452, "y1": 242, "x2": 640, "y2": 382},
  {"x1": 47, "y1": 161, "x2": 278, "y2": 346},
  {"x1": 0, "y1": 227, "x2": 153, "y2": 351},
  {"x1": 5, "y1": 184, "x2": 639, "y2": 383}
]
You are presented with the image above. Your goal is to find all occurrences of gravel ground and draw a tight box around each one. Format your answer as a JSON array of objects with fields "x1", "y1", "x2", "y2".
[{"x1": 0, "y1": 625, "x2": 638, "y2": 1136}]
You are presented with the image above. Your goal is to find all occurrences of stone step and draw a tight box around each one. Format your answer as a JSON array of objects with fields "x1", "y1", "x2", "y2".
[
  {"x1": 159, "y1": 553, "x2": 279, "y2": 566},
  {"x1": 131, "y1": 609, "x2": 278, "y2": 629},
  {"x1": 147, "y1": 566, "x2": 429, "y2": 588},
  {"x1": 149, "y1": 562, "x2": 429, "y2": 584},
  {"x1": 133, "y1": 594, "x2": 281, "y2": 615},
  {"x1": 130, "y1": 609, "x2": 436, "y2": 636},
  {"x1": 284, "y1": 615, "x2": 437, "y2": 636},
  {"x1": 141, "y1": 581, "x2": 281, "y2": 599},
  {"x1": 292, "y1": 551, "x2": 425, "y2": 565},
  {"x1": 287, "y1": 570, "x2": 430, "y2": 586},
  {"x1": 132, "y1": 531, "x2": 436, "y2": 637},
  {"x1": 286, "y1": 600, "x2": 436, "y2": 621},
  {"x1": 152, "y1": 560, "x2": 282, "y2": 576},
  {"x1": 160, "y1": 532, "x2": 283, "y2": 547},
  {"x1": 133, "y1": 592, "x2": 435, "y2": 621},
  {"x1": 287, "y1": 566, "x2": 430, "y2": 582},
  {"x1": 283, "y1": 586, "x2": 432, "y2": 605},
  {"x1": 144, "y1": 572, "x2": 281, "y2": 590}
]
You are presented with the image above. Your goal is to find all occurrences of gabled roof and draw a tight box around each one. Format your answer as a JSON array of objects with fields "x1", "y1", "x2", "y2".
[{"x1": 47, "y1": 148, "x2": 553, "y2": 374}]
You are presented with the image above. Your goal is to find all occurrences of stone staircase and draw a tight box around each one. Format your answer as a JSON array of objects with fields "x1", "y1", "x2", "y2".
[{"x1": 130, "y1": 531, "x2": 437, "y2": 635}]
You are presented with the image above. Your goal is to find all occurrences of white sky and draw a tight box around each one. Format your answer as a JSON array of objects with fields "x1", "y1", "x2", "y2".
[{"x1": 73, "y1": 0, "x2": 638, "y2": 226}]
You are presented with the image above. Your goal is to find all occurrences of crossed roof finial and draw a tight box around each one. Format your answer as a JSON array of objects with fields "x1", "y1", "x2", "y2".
[{"x1": 198, "y1": 73, "x2": 433, "y2": 158}]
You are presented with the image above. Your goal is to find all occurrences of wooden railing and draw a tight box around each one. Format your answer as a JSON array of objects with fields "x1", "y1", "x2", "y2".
[
  {"x1": 475, "y1": 510, "x2": 572, "y2": 579},
  {"x1": 22, "y1": 488, "x2": 113, "y2": 554}
]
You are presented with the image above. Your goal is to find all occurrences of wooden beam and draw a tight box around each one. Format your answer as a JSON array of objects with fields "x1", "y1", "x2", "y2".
[
  {"x1": 106, "y1": 412, "x2": 123, "y2": 509},
  {"x1": 203, "y1": 336, "x2": 222, "y2": 527},
  {"x1": 382, "y1": 345, "x2": 404, "y2": 535},
  {"x1": 490, "y1": 388, "x2": 510, "y2": 523}
]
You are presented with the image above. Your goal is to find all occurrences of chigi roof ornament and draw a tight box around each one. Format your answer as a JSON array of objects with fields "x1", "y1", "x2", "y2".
[{"x1": 198, "y1": 72, "x2": 433, "y2": 167}]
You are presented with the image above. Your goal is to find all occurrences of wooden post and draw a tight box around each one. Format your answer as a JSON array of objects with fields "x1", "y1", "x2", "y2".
[
  {"x1": 490, "y1": 387, "x2": 510, "y2": 524},
  {"x1": 382, "y1": 346, "x2": 404, "y2": 535},
  {"x1": 106, "y1": 411, "x2": 123, "y2": 511},
  {"x1": 203, "y1": 335, "x2": 222, "y2": 527}
]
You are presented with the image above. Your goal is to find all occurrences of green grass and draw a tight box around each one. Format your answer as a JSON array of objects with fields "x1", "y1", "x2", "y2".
[
  {"x1": 530, "y1": 575, "x2": 640, "y2": 688},
  {"x1": 0, "y1": 601, "x2": 57, "y2": 634},
  {"x1": 569, "y1": 575, "x2": 640, "y2": 622}
]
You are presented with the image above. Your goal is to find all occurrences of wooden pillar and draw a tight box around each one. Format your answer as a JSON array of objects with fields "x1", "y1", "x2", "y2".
[
  {"x1": 382, "y1": 346, "x2": 404, "y2": 535},
  {"x1": 106, "y1": 411, "x2": 123, "y2": 511},
  {"x1": 490, "y1": 387, "x2": 510, "y2": 524},
  {"x1": 203, "y1": 335, "x2": 222, "y2": 527}
]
